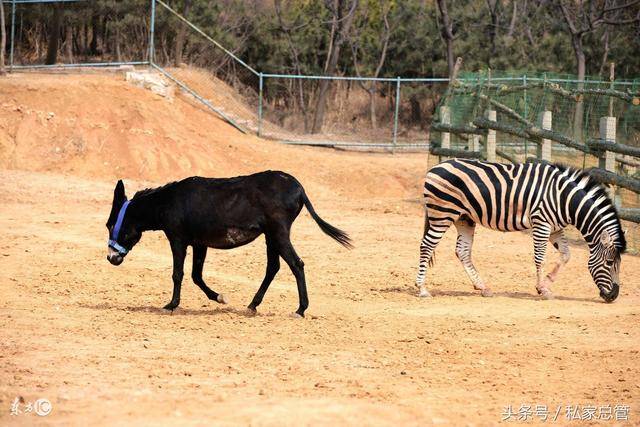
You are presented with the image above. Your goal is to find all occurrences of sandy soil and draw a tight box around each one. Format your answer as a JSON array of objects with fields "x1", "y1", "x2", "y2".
[{"x1": 0, "y1": 72, "x2": 638, "y2": 426}]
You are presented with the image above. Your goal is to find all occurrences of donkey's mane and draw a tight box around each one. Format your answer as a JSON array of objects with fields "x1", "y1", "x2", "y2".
[
  {"x1": 554, "y1": 163, "x2": 627, "y2": 253},
  {"x1": 132, "y1": 181, "x2": 179, "y2": 200}
]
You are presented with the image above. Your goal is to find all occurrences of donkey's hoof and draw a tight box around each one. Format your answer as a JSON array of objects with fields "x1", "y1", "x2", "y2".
[
  {"x1": 163, "y1": 301, "x2": 179, "y2": 311},
  {"x1": 418, "y1": 288, "x2": 432, "y2": 298},
  {"x1": 216, "y1": 294, "x2": 227, "y2": 304},
  {"x1": 246, "y1": 306, "x2": 257, "y2": 316},
  {"x1": 481, "y1": 288, "x2": 493, "y2": 297},
  {"x1": 290, "y1": 312, "x2": 304, "y2": 319}
]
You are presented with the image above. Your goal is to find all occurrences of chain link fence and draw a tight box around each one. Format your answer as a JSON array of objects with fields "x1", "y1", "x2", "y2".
[
  {"x1": 432, "y1": 69, "x2": 640, "y2": 252},
  {"x1": 441, "y1": 70, "x2": 640, "y2": 168},
  {"x1": 3, "y1": 0, "x2": 150, "y2": 69},
  {"x1": 4, "y1": 1, "x2": 640, "y2": 155}
]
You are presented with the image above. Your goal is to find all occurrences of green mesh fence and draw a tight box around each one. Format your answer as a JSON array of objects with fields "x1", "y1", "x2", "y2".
[
  {"x1": 433, "y1": 70, "x2": 640, "y2": 253},
  {"x1": 436, "y1": 70, "x2": 640, "y2": 169}
]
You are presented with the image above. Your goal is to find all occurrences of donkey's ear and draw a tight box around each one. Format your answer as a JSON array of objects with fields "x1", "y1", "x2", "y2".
[{"x1": 114, "y1": 180, "x2": 127, "y2": 204}]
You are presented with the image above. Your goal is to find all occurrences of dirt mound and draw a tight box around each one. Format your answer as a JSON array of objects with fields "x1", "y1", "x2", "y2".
[{"x1": 0, "y1": 71, "x2": 427, "y2": 199}]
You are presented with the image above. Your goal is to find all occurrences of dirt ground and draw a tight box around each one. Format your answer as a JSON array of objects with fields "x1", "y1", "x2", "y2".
[{"x1": 0, "y1": 72, "x2": 639, "y2": 426}]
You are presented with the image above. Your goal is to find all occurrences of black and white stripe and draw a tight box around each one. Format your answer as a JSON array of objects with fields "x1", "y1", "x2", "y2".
[{"x1": 415, "y1": 159, "x2": 626, "y2": 301}]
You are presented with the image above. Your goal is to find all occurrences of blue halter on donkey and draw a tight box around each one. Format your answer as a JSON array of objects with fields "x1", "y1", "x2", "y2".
[{"x1": 108, "y1": 200, "x2": 131, "y2": 254}]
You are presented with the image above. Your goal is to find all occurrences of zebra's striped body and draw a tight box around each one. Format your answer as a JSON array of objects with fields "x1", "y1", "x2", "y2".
[{"x1": 415, "y1": 159, "x2": 626, "y2": 301}]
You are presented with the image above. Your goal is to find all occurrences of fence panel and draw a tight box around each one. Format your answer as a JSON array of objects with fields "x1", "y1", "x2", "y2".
[
  {"x1": 5, "y1": 0, "x2": 149, "y2": 69},
  {"x1": 151, "y1": 0, "x2": 259, "y2": 133},
  {"x1": 258, "y1": 76, "x2": 408, "y2": 148},
  {"x1": 396, "y1": 80, "x2": 447, "y2": 148}
]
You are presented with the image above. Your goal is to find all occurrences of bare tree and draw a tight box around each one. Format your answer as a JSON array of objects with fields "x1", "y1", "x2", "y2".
[
  {"x1": 436, "y1": 0, "x2": 455, "y2": 78},
  {"x1": 0, "y1": 0, "x2": 6, "y2": 75},
  {"x1": 559, "y1": 0, "x2": 640, "y2": 140},
  {"x1": 275, "y1": 0, "x2": 312, "y2": 132},
  {"x1": 65, "y1": 22, "x2": 73, "y2": 63},
  {"x1": 311, "y1": 0, "x2": 359, "y2": 134},
  {"x1": 507, "y1": 0, "x2": 517, "y2": 38},
  {"x1": 485, "y1": 0, "x2": 503, "y2": 66},
  {"x1": 46, "y1": 3, "x2": 64, "y2": 65},
  {"x1": 174, "y1": 0, "x2": 192, "y2": 66},
  {"x1": 350, "y1": 2, "x2": 392, "y2": 129}
]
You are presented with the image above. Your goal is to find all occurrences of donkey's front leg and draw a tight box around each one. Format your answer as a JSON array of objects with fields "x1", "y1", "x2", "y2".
[{"x1": 164, "y1": 239, "x2": 187, "y2": 311}]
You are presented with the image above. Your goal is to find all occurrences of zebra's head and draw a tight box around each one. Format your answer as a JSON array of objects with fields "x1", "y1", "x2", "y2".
[{"x1": 588, "y1": 229, "x2": 625, "y2": 303}]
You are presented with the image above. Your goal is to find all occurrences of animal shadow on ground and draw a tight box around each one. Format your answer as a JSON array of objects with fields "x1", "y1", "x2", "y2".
[
  {"x1": 78, "y1": 303, "x2": 269, "y2": 317},
  {"x1": 379, "y1": 287, "x2": 597, "y2": 303}
]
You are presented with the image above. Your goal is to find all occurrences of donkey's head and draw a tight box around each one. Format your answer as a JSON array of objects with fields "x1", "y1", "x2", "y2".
[
  {"x1": 588, "y1": 229, "x2": 625, "y2": 303},
  {"x1": 106, "y1": 180, "x2": 142, "y2": 266}
]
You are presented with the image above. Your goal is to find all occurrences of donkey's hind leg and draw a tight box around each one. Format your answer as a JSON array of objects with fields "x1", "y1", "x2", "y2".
[
  {"x1": 415, "y1": 213, "x2": 455, "y2": 298},
  {"x1": 248, "y1": 236, "x2": 280, "y2": 313},
  {"x1": 192, "y1": 245, "x2": 227, "y2": 304},
  {"x1": 454, "y1": 217, "x2": 492, "y2": 297}
]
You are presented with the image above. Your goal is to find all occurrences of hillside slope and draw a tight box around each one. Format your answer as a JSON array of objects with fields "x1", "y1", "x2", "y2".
[{"x1": 0, "y1": 72, "x2": 428, "y2": 199}]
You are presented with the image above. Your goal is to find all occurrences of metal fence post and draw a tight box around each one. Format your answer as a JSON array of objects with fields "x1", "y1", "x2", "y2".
[
  {"x1": 392, "y1": 76, "x2": 401, "y2": 150},
  {"x1": 258, "y1": 72, "x2": 263, "y2": 137},
  {"x1": 9, "y1": 0, "x2": 16, "y2": 70},
  {"x1": 149, "y1": 0, "x2": 156, "y2": 64}
]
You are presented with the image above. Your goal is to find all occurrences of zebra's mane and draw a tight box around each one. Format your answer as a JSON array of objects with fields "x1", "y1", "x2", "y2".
[
  {"x1": 554, "y1": 163, "x2": 627, "y2": 253},
  {"x1": 132, "y1": 181, "x2": 179, "y2": 200}
]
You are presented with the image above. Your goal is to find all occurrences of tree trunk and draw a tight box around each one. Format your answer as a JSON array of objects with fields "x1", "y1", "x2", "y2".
[
  {"x1": 89, "y1": 13, "x2": 99, "y2": 55},
  {"x1": 0, "y1": 0, "x2": 6, "y2": 75},
  {"x1": 368, "y1": 88, "x2": 377, "y2": 129},
  {"x1": 65, "y1": 24, "x2": 73, "y2": 63},
  {"x1": 436, "y1": 0, "x2": 455, "y2": 78},
  {"x1": 507, "y1": 1, "x2": 517, "y2": 38},
  {"x1": 572, "y1": 34, "x2": 585, "y2": 142},
  {"x1": 45, "y1": 3, "x2": 63, "y2": 65},
  {"x1": 274, "y1": 0, "x2": 310, "y2": 132},
  {"x1": 115, "y1": 25, "x2": 122, "y2": 62},
  {"x1": 174, "y1": 0, "x2": 192, "y2": 66},
  {"x1": 486, "y1": 0, "x2": 500, "y2": 67},
  {"x1": 311, "y1": 0, "x2": 358, "y2": 134},
  {"x1": 410, "y1": 94, "x2": 422, "y2": 126}
]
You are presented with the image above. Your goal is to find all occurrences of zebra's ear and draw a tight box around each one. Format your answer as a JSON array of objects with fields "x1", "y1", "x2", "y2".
[{"x1": 600, "y1": 231, "x2": 614, "y2": 247}]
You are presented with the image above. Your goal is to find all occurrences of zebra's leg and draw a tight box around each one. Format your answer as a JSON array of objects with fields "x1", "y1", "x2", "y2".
[
  {"x1": 532, "y1": 222, "x2": 553, "y2": 299},
  {"x1": 454, "y1": 218, "x2": 492, "y2": 297},
  {"x1": 546, "y1": 230, "x2": 570, "y2": 283},
  {"x1": 415, "y1": 214, "x2": 454, "y2": 298}
]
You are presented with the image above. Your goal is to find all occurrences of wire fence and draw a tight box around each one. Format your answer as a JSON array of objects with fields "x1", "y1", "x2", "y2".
[
  {"x1": 438, "y1": 70, "x2": 640, "y2": 167},
  {"x1": 430, "y1": 69, "x2": 640, "y2": 252},
  {"x1": 3, "y1": 0, "x2": 639, "y2": 153},
  {"x1": 3, "y1": 0, "x2": 150, "y2": 70}
]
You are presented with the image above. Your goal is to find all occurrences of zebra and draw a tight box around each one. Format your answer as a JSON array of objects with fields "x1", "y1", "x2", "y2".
[{"x1": 415, "y1": 158, "x2": 626, "y2": 302}]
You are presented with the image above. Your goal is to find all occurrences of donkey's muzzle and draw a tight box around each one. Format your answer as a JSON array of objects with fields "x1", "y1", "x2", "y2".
[
  {"x1": 107, "y1": 246, "x2": 125, "y2": 266},
  {"x1": 107, "y1": 253, "x2": 124, "y2": 266},
  {"x1": 599, "y1": 283, "x2": 619, "y2": 303}
]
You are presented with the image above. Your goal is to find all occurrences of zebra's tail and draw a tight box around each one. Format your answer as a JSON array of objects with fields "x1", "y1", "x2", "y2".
[{"x1": 302, "y1": 192, "x2": 353, "y2": 249}]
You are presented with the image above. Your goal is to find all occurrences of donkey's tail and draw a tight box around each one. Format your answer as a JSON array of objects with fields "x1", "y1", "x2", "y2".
[{"x1": 302, "y1": 192, "x2": 353, "y2": 249}]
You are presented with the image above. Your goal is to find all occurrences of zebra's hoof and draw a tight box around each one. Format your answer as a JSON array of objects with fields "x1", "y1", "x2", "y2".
[
  {"x1": 481, "y1": 288, "x2": 493, "y2": 297},
  {"x1": 418, "y1": 288, "x2": 432, "y2": 298},
  {"x1": 539, "y1": 289, "x2": 554, "y2": 300}
]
